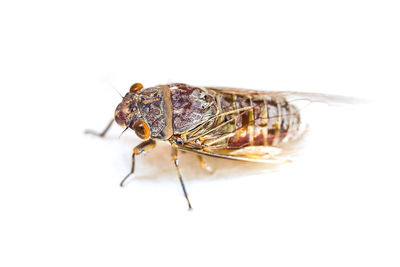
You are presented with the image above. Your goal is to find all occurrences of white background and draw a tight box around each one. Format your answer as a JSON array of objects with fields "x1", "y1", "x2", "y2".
[{"x1": 1, "y1": 0, "x2": 399, "y2": 266}]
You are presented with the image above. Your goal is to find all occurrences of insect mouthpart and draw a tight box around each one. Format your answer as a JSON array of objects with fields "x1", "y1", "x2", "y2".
[
  {"x1": 114, "y1": 102, "x2": 129, "y2": 126},
  {"x1": 114, "y1": 95, "x2": 143, "y2": 131}
]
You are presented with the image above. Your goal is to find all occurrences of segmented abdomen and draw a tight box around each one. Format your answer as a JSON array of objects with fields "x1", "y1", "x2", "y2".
[{"x1": 202, "y1": 89, "x2": 301, "y2": 148}]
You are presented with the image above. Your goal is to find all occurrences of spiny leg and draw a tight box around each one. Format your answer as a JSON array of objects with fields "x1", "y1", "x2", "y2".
[
  {"x1": 171, "y1": 146, "x2": 192, "y2": 210},
  {"x1": 197, "y1": 155, "x2": 214, "y2": 173},
  {"x1": 120, "y1": 139, "x2": 156, "y2": 187},
  {"x1": 85, "y1": 119, "x2": 114, "y2": 138}
]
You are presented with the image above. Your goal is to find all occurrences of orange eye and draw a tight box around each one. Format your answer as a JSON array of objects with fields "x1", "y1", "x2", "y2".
[
  {"x1": 133, "y1": 120, "x2": 150, "y2": 139},
  {"x1": 130, "y1": 83, "x2": 143, "y2": 93}
]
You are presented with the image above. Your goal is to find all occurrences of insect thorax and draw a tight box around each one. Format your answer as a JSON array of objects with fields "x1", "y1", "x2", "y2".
[
  {"x1": 169, "y1": 83, "x2": 217, "y2": 133},
  {"x1": 138, "y1": 84, "x2": 217, "y2": 140},
  {"x1": 138, "y1": 86, "x2": 173, "y2": 140}
]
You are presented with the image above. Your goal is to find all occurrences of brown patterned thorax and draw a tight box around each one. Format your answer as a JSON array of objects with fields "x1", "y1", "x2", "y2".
[
  {"x1": 134, "y1": 86, "x2": 172, "y2": 140},
  {"x1": 168, "y1": 83, "x2": 216, "y2": 133}
]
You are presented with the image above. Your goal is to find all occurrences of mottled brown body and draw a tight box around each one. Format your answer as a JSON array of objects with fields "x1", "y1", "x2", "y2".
[{"x1": 114, "y1": 83, "x2": 301, "y2": 162}]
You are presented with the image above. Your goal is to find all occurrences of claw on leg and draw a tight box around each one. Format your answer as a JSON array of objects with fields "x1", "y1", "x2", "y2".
[{"x1": 120, "y1": 157, "x2": 136, "y2": 187}]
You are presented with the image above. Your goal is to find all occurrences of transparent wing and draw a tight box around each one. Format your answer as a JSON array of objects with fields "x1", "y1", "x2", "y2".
[
  {"x1": 207, "y1": 86, "x2": 359, "y2": 106},
  {"x1": 176, "y1": 144, "x2": 288, "y2": 163}
]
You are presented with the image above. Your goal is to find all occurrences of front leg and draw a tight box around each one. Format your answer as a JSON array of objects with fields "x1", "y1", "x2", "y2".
[
  {"x1": 85, "y1": 119, "x2": 114, "y2": 138},
  {"x1": 120, "y1": 139, "x2": 156, "y2": 187}
]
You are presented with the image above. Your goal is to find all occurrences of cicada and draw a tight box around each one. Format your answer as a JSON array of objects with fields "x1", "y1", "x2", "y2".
[{"x1": 86, "y1": 82, "x2": 350, "y2": 209}]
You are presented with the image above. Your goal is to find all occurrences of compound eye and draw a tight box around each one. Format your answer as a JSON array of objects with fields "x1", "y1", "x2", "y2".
[
  {"x1": 130, "y1": 83, "x2": 143, "y2": 93},
  {"x1": 133, "y1": 120, "x2": 150, "y2": 139}
]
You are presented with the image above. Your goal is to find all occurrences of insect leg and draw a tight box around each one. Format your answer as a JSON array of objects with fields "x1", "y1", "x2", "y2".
[
  {"x1": 197, "y1": 155, "x2": 214, "y2": 173},
  {"x1": 171, "y1": 146, "x2": 192, "y2": 210},
  {"x1": 85, "y1": 119, "x2": 114, "y2": 138},
  {"x1": 120, "y1": 139, "x2": 156, "y2": 187}
]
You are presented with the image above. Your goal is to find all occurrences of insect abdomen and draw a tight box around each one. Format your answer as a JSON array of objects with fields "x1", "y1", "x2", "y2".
[{"x1": 216, "y1": 91, "x2": 301, "y2": 148}]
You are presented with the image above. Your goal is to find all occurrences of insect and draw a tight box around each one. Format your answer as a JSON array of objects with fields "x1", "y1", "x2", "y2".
[{"x1": 86, "y1": 82, "x2": 350, "y2": 209}]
